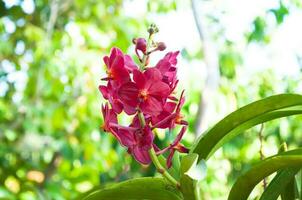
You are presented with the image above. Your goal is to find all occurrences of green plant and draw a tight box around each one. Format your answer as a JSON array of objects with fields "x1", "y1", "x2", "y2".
[{"x1": 83, "y1": 26, "x2": 302, "y2": 200}]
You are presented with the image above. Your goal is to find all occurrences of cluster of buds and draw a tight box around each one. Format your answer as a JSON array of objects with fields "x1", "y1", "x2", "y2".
[{"x1": 99, "y1": 25, "x2": 188, "y2": 168}]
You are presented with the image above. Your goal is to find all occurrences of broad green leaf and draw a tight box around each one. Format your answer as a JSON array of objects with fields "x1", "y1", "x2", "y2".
[
  {"x1": 259, "y1": 168, "x2": 300, "y2": 200},
  {"x1": 180, "y1": 153, "x2": 203, "y2": 200},
  {"x1": 191, "y1": 94, "x2": 302, "y2": 161},
  {"x1": 300, "y1": 169, "x2": 302, "y2": 200},
  {"x1": 228, "y1": 149, "x2": 302, "y2": 200},
  {"x1": 82, "y1": 177, "x2": 183, "y2": 200},
  {"x1": 280, "y1": 175, "x2": 296, "y2": 200},
  {"x1": 184, "y1": 159, "x2": 207, "y2": 181}
]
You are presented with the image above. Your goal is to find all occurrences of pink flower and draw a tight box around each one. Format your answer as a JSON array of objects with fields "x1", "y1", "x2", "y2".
[
  {"x1": 155, "y1": 51, "x2": 180, "y2": 89},
  {"x1": 152, "y1": 90, "x2": 188, "y2": 129},
  {"x1": 151, "y1": 102, "x2": 177, "y2": 129},
  {"x1": 118, "y1": 68, "x2": 171, "y2": 116},
  {"x1": 113, "y1": 116, "x2": 154, "y2": 164},
  {"x1": 101, "y1": 103, "x2": 118, "y2": 133},
  {"x1": 99, "y1": 82, "x2": 123, "y2": 114},
  {"x1": 99, "y1": 40, "x2": 189, "y2": 167},
  {"x1": 157, "y1": 126, "x2": 189, "y2": 168},
  {"x1": 102, "y1": 47, "x2": 138, "y2": 84}
]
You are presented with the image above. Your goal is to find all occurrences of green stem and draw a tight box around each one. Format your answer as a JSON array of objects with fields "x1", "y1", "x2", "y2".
[
  {"x1": 149, "y1": 148, "x2": 179, "y2": 187},
  {"x1": 137, "y1": 111, "x2": 179, "y2": 187},
  {"x1": 137, "y1": 110, "x2": 146, "y2": 127},
  {"x1": 140, "y1": 33, "x2": 154, "y2": 70}
]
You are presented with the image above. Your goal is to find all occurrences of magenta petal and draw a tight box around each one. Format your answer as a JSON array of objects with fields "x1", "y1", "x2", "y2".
[
  {"x1": 176, "y1": 90, "x2": 185, "y2": 112},
  {"x1": 123, "y1": 104, "x2": 137, "y2": 115},
  {"x1": 141, "y1": 96, "x2": 163, "y2": 116},
  {"x1": 130, "y1": 114, "x2": 141, "y2": 128},
  {"x1": 167, "y1": 149, "x2": 175, "y2": 168},
  {"x1": 176, "y1": 144, "x2": 189, "y2": 153},
  {"x1": 180, "y1": 120, "x2": 189, "y2": 126},
  {"x1": 152, "y1": 113, "x2": 176, "y2": 129},
  {"x1": 118, "y1": 82, "x2": 139, "y2": 107},
  {"x1": 174, "y1": 126, "x2": 187, "y2": 145},
  {"x1": 141, "y1": 125, "x2": 154, "y2": 148},
  {"x1": 111, "y1": 55, "x2": 124, "y2": 70},
  {"x1": 99, "y1": 85, "x2": 109, "y2": 99},
  {"x1": 118, "y1": 129, "x2": 136, "y2": 147},
  {"x1": 165, "y1": 102, "x2": 177, "y2": 113},
  {"x1": 111, "y1": 56, "x2": 130, "y2": 84},
  {"x1": 109, "y1": 47, "x2": 123, "y2": 65},
  {"x1": 133, "y1": 69, "x2": 146, "y2": 89},
  {"x1": 148, "y1": 82, "x2": 170, "y2": 98},
  {"x1": 109, "y1": 98, "x2": 123, "y2": 114},
  {"x1": 103, "y1": 56, "x2": 110, "y2": 68},
  {"x1": 144, "y1": 68, "x2": 162, "y2": 81},
  {"x1": 124, "y1": 55, "x2": 138, "y2": 71},
  {"x1": 132, "y1": 146, "x2": 151, "y2": 164}
]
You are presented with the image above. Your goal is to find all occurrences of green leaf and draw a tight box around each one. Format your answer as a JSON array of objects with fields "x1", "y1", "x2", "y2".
[
  {"x1": 259, "y1": 168, "x2": 300, "y2": 200},
  {"x1": 82, "y1": 177, "x2": 183, "y2": 200},
  {"x1": 228, "y1": 149, "x2": 302, "y2": 200},
  {"x1": 280, "y1": 175, "x2": 296, "y2": 200},
  {"x1": 191, "y1": 94, "x2": 302, "y2": 161},
  {"x1": 179, "y1": 153, "x2": 204, "y2": 200},
  {"x1": 300, "y1": 169, "x2": 302, "y2": 200}
]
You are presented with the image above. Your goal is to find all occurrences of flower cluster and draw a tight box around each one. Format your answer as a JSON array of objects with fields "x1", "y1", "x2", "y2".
[{"x1": 99, "y1": 30, "x2": 188, "y2": 168}]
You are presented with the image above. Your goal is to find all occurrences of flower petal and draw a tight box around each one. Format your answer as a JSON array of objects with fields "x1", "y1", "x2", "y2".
[
  {"x1": 99, "y1": 85, "x2": 109, "y2": 99},
  {"x1": 118, "y1": 82, "x2": 139, "y2": 107},
  {"x1": 109, "y1": 47, "x2": 123, "y2": 65},
  {"x1": 144, "y1": 68, "x2": 162, "y2": 81},
  {"x1": 111, "y1": 55, "x2": 130, "y2": 84},
  {"x1": 132, "y1": 146, "x2": 151, "y2": 164},
  {"x1": 103, "y1": 56, "x2": 110, "y2": 68},
  {"x1": 124, "y1": 55, "x2": 138, "y2": 71},
  {"x1": 140, "y1": 96, "x2": 163, "y2": 116},
  {"x1": 148, "y1": 82, "x2": 170, "y2": 98},
  {"x1": 118, "y1": 129, "x2": 136, "y2": 147},
  {"x1": 133, "y1": 69, "x2": 146, "y2": 89},
  {"x1": 167, "y1": 149, "x2": 175, "y2": 168}
]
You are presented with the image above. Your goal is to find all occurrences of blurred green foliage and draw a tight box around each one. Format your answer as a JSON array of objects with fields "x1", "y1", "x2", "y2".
[{"x1": 0, "y1": 0, "x2": 301, "y2": 199}]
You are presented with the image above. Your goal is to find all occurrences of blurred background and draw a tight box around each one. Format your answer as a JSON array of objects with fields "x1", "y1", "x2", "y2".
[{"x1": 1, "y1": 0, "x2": 302, "y2": 199}]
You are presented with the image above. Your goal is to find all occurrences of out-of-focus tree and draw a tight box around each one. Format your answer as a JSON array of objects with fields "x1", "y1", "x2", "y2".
[{"x1": 1, "y1": 0, "x2": 302, "y2": 199}]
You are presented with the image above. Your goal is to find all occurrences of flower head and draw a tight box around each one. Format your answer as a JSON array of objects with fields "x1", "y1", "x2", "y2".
[
  {"x1": 118, "y1": 68, "x2": 171, "y2": 116},
  {"x1": 99, "y1": 31, "x2": 188, "y2": 167}
]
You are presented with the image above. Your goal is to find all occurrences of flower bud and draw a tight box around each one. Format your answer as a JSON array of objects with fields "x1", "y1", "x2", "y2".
[
  {"x1": 148, "y1": 23, "x2": 159, "y2": 35},
  {"x1": 156, "y1": 42, "x2": 166, "y2": 51},
  {"x1": 133, "y1": 38, "x2": 147, "y2": 54}
]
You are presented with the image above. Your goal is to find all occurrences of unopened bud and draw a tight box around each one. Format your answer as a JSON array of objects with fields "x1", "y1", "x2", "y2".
[
  {"x1": 148, "y1": 23, "x2": 159, "y2": 35},
  {"x1": 156, "y1": 42, "x2": 166, "y2": 51},
  {"x1": 133, "y1": 38, "x2": 147, "y2": 54}
]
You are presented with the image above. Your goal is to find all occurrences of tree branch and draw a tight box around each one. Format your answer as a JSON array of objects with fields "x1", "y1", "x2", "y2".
[{"x1": 191, "y1": 0, "x2": 220, "y2": 137}]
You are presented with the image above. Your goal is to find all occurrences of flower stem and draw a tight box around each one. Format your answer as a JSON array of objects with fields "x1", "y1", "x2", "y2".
[
  {"x1": 140, "y1": 31, "x2": 154, "y2": 69},
  {"x1": 149, "y1": 147, "x2": 179, "y2": 187},
  {"x1": 137, "y1": 111, "x2": 179, "y2": 187},
  {"x1": 137, "y1": 110, "x2": 146, "y2": 127}
]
